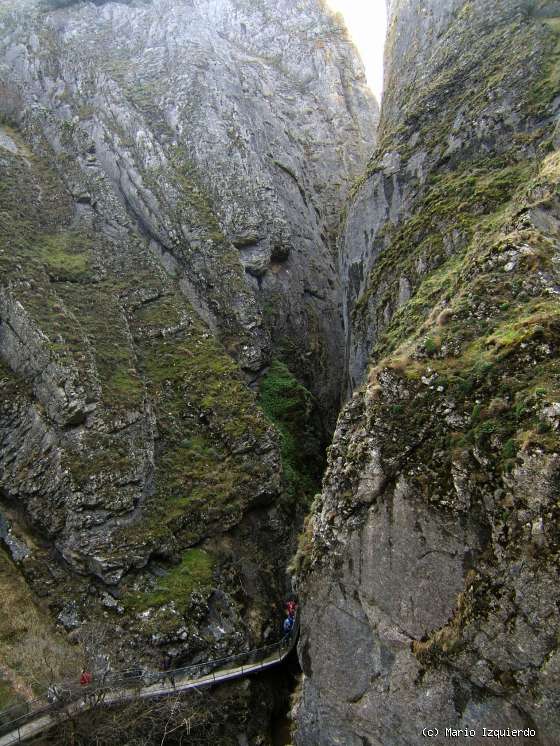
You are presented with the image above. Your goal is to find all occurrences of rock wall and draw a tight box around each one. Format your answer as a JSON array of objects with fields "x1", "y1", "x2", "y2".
[
  {"x1": 2, "y1": 0, "x2": 377, "y2": 417},
  {"x1": 296, "y1": 0, "x2": 560, "y2": 743},
  {"x1": 0, "y1": 0, "x2": 377, "y2": 728}
]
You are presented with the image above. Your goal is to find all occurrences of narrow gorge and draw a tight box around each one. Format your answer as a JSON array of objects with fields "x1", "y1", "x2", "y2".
[{"x1": 0, "y1": 0, "x2": 559, "y2": 744}]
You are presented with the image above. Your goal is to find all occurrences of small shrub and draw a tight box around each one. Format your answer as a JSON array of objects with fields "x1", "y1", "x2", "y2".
[
  {"x1": 501, "y1": 438, "x2": 517, "y2": 459},
  {"x1": 424, "y1": 337, "x2": 439, "y2": 355},
  {"x1": 258, "y1": 360, "x2": 324, "y2": 500}
]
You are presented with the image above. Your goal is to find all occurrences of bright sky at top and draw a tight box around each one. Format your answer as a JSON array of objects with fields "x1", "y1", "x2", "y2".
[{"x1": 326, "y1": 0, "x2": 387, "y2": 102}]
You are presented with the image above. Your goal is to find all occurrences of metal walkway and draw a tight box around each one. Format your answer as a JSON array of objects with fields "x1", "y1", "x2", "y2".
[{"x1": 0, "y1": 625, "x2": 298, "y2": 745}]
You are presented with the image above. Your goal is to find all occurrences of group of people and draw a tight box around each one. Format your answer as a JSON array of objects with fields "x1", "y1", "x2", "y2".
[
  {"x1": 283, "y1": 599, "x2": 298, "y2": 637},
  {"x1": 50, "y1": 600, "x2": 298, "y2": 705}
]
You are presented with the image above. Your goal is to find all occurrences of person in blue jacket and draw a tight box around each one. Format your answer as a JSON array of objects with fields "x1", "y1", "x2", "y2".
[{"x1": 283, "y1": 615, "x2": 294, "y2": 637}]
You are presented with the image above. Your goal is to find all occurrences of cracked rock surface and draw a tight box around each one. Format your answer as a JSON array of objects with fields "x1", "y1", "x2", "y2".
[
  {"x1": 296, "y1": 1, "x2": 560, "y2": 743},
  {"x1": 0, "y1": 0, "x2": 377, "y2": 721}
]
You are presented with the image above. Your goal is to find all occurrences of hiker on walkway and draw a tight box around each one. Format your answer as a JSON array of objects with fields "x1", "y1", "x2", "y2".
[
  {"x1": 80, "y1": 669, "x2": 93, "y2": 686},
  {"x1": 159, "y1": 654, "x2": 176, "y2": 687},
  {"x1": 286, "y1": 600, "x2": 297, "y2": 618},
  {"x1": 161, "y1": 654, "x2": 172, "y2": 671},
  {"x1": 283, "y1": 615, "x2": 294, "y2": 638}
]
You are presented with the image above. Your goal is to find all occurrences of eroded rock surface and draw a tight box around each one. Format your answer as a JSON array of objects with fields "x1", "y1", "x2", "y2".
[
  {"x1": 296, "y1": 1, "x2": 560, "y2": 743},
  {"x1": 0, "y1": 0, "x2": 377, "y2": 729}
]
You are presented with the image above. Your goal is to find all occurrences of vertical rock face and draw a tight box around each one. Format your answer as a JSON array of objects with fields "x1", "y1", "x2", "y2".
[
  {"x1": 0, "y1": 0, "x2": 377, "y2": 718},
  {"x1": 2, "y1": 0, "x2": 377, "y2": 415},
  {"x1": 297, "y1": 1, "x2": 560, "y2": 743}
]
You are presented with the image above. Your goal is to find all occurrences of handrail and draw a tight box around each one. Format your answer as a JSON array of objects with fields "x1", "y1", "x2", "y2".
[{"x1": 0, "y1": 617, "x2": 299, "y2": 745}]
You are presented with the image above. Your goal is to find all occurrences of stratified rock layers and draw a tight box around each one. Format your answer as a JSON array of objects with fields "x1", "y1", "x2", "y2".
[
  {"x1": 296, "y1": 1, "x2": 560, "y2": 744},
  {"x1": 0, "y1": 0, "x2": 377, "y2": 696}
]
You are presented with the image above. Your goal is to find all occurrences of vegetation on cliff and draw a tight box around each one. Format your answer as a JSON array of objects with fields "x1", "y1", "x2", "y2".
[
  {"x1": 259, "y1": 360, "x2": 324, "y2": 502},
  {"x1": 295, "y1": 2, "x2": 560, "y2": 742},
  {"x1": 0, "y1": 2, "x2": 378, "y2": 737}
]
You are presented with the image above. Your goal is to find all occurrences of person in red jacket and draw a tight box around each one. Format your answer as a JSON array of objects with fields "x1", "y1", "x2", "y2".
[
  {"x1": 80, "y1": 669, "x2": 93, "y2": 686},
  {"x1": 286, "y1": 600, "x2": 297, "y2": 618}
]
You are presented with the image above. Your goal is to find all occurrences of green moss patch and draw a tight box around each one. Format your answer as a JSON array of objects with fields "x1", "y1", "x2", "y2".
[
  {"x1": 125, "y1": 548, "x2": 215, "y2": 612},
  {"x1": 38, "y1": 232, "x2": 91, "y2": 282},
  {"x1": 58, "y1": 282, "x2": 144, "y2": 408},
  {"x1": 354, "y1": 157, "x2": 535, "y2": 346},
  {"x1": 258, "y1": 359, "x2": 323, "y2": 501}
]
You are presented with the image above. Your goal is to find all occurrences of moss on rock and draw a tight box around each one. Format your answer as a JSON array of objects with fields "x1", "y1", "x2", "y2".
[
  {"x1": 125, "y1": 548, "x2": 215, "y2": 613},
  {"x1": 259, "y1": 359, "x2": 324, "y2": 501}
]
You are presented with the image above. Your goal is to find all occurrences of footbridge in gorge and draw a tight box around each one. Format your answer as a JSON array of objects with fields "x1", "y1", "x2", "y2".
[{"x1": 0, "y1": 623, "x2": 298, "y2": 745}]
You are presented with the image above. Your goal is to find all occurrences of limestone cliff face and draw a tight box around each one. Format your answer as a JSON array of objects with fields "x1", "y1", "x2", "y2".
[
  {"x1": 296, "y1": 1, "x2": 560, "y2": 743},
  {"x1": 2, "y1": 0, "x2": 377, "y2": 412},
  {"x1": 0, "y1": 0, "x2": 377, "y2": 714}
]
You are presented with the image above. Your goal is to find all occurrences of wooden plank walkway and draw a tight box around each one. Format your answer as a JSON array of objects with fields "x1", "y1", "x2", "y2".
[{"x1": 0, "y1": 631, "x2": 297, "y2": 745}]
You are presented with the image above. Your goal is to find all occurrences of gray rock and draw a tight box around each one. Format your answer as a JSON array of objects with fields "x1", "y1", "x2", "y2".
[
  {"x1": 0, "y1": 0, "x2": 379, "y2": 727},
  {"x1": 0, "y1": 513, "x2": 30, "y2": 562},
  {"x1": 57, "y1": 601, "x2": 81, "y2": 630},
  {"x1": 296, "y1": 0, "x2": 560, "y2": 743},
  {"x1": 0, "y1": 126, "x2": 18, "y2": 154}
]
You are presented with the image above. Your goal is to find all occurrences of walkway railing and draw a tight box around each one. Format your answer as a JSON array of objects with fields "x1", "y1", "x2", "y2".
[{"x1": 0, "y1": 620, "x2": 298, "y2": 745}]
